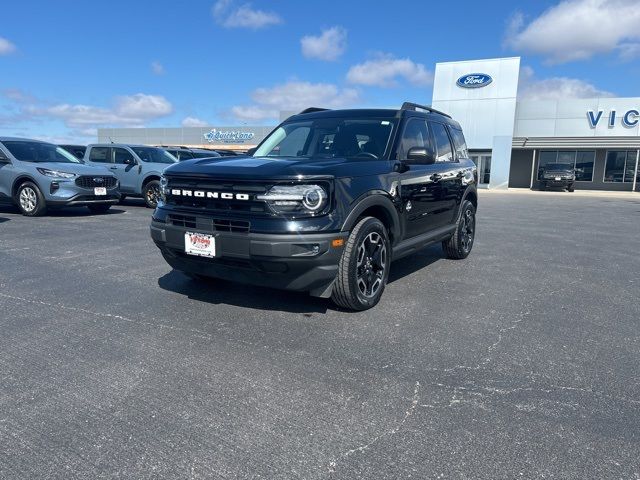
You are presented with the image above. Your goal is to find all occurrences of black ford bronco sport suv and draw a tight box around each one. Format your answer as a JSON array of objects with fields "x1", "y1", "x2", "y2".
[{"x1": 150, "y1": 103, "x2": 477, "y2": 310}]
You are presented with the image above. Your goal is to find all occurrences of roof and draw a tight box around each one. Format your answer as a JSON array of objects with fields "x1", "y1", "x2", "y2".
[
  {"x1": 286, "y1": 106, "x2": 461, "y2": 128},
  {"x1": 0, "y1": 136, "x2": 51, "y2": 143},
  {"x1": 87, "y1": 143, "x2": 162, "y2": 148}
]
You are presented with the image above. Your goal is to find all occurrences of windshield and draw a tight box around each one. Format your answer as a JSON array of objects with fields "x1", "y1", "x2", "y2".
[
  {"x1": 545, "y1": 163, "x2": 574, "y2": 171},
  {"x1": 2, "y1": 141, "x2": 81, "y2": 163},
  {"x1": 254, "y1": 118, "x2": 395, "y2": 160},
  {"x1": 131, "y1": 147, "x2": 177, "y2": 164}
]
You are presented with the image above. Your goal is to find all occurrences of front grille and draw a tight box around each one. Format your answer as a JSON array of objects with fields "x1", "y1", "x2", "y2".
[
  {"x1": 76, "y1": 176, "x2": 117, "y2": 189},
  {"x1": 165, "y1": 177, "x2": 269, "y2": 216},
  {"x1": 168, "y1": 214, "x2": 251, "y2": 233},
  {"x1": 168, "y1": 214, "x2": 197, "y2": 229}
]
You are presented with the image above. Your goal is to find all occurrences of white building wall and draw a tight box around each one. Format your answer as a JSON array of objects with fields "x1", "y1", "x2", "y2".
[
  {"x1": 432, "y1": 57, "x2": 521, "y2": 189},
  {"x1": 514, "y1": 97, "x2": 640, "y2": 138}
]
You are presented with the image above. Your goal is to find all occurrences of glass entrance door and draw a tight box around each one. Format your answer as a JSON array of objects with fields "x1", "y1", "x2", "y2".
[{"x1": 470, "y1": 154, "x2": 491, "y2": 185}]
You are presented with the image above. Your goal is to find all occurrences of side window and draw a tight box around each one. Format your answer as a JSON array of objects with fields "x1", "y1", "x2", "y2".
[
  {"x1": 113, "y1": 147, "x2": 135, "y2": 164},
  {"x1": 449, "y1": 128, "x2": 469, "y2": 159},
  {"x1": 430, "y1": 122, "x2": 454, "y2": 162},
  {"x1": 179, "y1": 151, "x2": 195, "y2": 160},
  {"x1": 89, "y1": 147, "x2": 111, "y2": 163},
  {"x1": 399, "y1": 118, "x2": 430, "y2": 162}
]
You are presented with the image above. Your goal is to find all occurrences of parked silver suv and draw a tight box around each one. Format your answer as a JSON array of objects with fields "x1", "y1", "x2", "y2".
[
  {"x1": 0, "y1": 137, "x2": 119, "y2": 216},
  {"x1": 84, "y1": 144, "x2": 177, "y2": 208}
]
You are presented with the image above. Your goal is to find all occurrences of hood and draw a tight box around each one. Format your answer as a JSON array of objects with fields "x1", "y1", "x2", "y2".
[
  {"x1": 32, "y1": 162, "x2": 114, "y2": 176},
  {"x1": 164, "y1": 155, "x2": 391, "y2": 179}
]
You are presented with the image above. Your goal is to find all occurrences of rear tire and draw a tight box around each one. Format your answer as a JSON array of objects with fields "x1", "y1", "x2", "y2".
[
  {"x1": 16, "y1": 182, "x2": 47, "y2": 216},
  {"x1": 87, "y1": 204, "x2": 111, "y2": 214},
  {"x1": 331, "y1": 217, "x2": 390, "y2": 311},
  {"x1": 442, "y1": 200, "x2": 476, "y2": 260},
  {"x1": 143, "y1": 180, "x2": 160, "y2": 208}
]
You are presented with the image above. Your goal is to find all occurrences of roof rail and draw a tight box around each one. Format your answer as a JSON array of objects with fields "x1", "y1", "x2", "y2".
[
  {"x1": 298, "y1": 107, "x2": 330, "y2": 114},
  {"x1": 400, "y1": 102, "x2": 451, "y2": 118}
]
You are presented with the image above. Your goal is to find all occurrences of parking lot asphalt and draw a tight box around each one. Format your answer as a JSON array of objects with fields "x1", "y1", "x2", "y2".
[{"x1": 1, "y1": 192, "x2": 639, "y2": 479}]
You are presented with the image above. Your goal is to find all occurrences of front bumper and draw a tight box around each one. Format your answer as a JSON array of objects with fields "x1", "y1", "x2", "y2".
[
  {"x1": 150, "y1": 219, "x2": 348, "y2": 295},
  {"x1": 541, "y1": 178, "x2": 574, "y2": 187},
  {"x1": 43, "y1": 178, "x2": 120, "y2": 206}
]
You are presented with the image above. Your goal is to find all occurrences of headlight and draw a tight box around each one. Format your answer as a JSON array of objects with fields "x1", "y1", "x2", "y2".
[
  {"x1": 159, "y1": 175, "x2": 168, "y2": 203},
  {"x1": 36, "y1": 168, "x2": 77, "y2": 179},
  {"x1": 257, "y1": 184, "x2": 328, "y2": 215}
]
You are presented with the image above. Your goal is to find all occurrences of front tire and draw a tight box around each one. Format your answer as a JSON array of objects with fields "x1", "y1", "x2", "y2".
[
  {"x1": 87, "y1": 204, "x2": 112, "y2": 214},
  {"x1": 16, "y1": 182, "x2": 47, "y2": 216},
  {"x1": 567, "y1": 184, "x2": 575, "y2": 192},
  {"x1": 442, "y1": 200, "x2": 476, "y2": 260},
  {"x1": 331, "y1": 216, "x2": 390, "y2": 311},
  {"x1": 143, "y1": 180, "x2": 160, "y2": 208}
]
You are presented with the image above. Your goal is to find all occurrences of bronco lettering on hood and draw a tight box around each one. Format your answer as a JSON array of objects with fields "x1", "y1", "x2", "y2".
[{"x1": 170, "y1": 189, "x2": 249, "y2": 200}]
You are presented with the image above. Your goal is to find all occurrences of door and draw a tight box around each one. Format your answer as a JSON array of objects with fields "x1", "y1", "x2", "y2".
[
  {"x1": 470, "y1": 154, "x2": 491, "y2": 185},
  {"x1": 111, "y1": 147, "x2": 140, "y2": 193},
  {"x1": 0, "y1": 145, "x2": 15, "y2": 200},
  {"x1": 397, "y1": 118, "x2": 451, "y2": 238},
  {"x1": 429, "y1": 122, "x2": 463, "y2": 227}
]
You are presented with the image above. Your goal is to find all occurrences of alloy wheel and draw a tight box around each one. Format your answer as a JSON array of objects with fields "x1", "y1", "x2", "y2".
[
  {"x1": 460, "y1": 208, "x2": 475, "y2": 253},
  {"x1": 19, "y1": 187, "x2": 37, "y2": 213},
  {"x1": 146, "y1": 184, "x2": 160, "y2": 206},
  {"x1": 356, "y1": 231, "x2": 387, "y2": 298}
]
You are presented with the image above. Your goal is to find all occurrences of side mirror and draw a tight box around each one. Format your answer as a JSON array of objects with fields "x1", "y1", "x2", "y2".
[
  {"x1": 0, "y1": 151, "x2": 10, "y2": 164},
  {"x1": 407, "y1": 146, "x2": 435, "y2": 165}
]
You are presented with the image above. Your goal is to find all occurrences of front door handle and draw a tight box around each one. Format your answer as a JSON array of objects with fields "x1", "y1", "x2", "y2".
[
  {"x1": 110, "y1": 166, "x2": 117, "y2": 170},
  {"x1": 430, "y1": 173, "x2": 442, "y2": 182}
]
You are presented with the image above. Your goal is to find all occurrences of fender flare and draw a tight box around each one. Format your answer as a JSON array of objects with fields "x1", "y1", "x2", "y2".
[
  {"x1": 11, "y1": 175, "x2": 39, "y2": 198},
  {"x1": 456, "y1": 185, "x2": 478, "y2": 218},
  {"x1": 140, "y1": 173, "x2": 161, "y2": 191},
  {"x1": 341, "y1": 192, "x2": 401, "y2": 243}
]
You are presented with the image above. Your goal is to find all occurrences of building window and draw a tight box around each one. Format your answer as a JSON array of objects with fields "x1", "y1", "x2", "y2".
[
  {"x1": 537, "y1": 150, "x2": 595, "y2": 182},
  {"x1": 604, "y1": 150, "x2": 638, "y2": 183}
]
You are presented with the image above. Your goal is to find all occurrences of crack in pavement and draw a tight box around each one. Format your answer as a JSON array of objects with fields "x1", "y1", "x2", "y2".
[{"x1": 327, "y1": 381, "x2": 420, "y2": 474}]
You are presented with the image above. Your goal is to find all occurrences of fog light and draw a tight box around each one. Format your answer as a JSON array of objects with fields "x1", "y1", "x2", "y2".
[{"x1": 50, "y1": 182, "x2": 60, "y2": 194}]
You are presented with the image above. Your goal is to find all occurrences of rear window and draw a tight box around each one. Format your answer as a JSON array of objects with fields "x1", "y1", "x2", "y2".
[{"x1": 449, "y1": 128, "x2": 469, "y2": 159}]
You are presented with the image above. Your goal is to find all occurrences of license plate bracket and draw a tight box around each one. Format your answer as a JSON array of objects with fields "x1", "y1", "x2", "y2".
[{"x1": 185, "y1": 232, "x2": 216, "y2": 258}]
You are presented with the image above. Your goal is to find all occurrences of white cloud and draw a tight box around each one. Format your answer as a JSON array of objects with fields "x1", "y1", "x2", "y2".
[
  {"x1": 212, "y1": 0, "x2": 282, "y2": 29},
  {"x1": 505, "y1": 0, "x2": 640, "y2": 64},
  {"x1": 231, "y1": 81, "x2": 360, "y2": 121},
  {"x1": 182, "y1": 116, "x2": 209, "y2": 127},
  {"x1": 517, "y1": 66, "x2": 614, "y2": 100},
  {"x1": 617, "y1": 42, "x2": 640, "y2": 61},
  {"x1": 15, "y1": 93, "x2": 173, "y2": 129},
  {"x1": 346, "y1": 54, "x2": 433, "y2": 87},
  {"x1": 0, "y1": 37, "x2": 17, "y2": 55},
  {"x1": 151, "y1": 61, "x2": 165, "y2": 75},
  {"x1": 301, "y1": 27, "x2": 347, "y2": 61}
]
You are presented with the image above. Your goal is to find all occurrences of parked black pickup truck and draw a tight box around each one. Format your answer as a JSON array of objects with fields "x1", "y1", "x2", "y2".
[{"x1": 150, "y1": 103, "x2": 478, "y2": 310}]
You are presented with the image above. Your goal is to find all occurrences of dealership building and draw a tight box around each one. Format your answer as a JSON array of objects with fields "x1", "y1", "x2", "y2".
[{"x1": 98, "y1": 56, "x2": 639, "y2": 192}]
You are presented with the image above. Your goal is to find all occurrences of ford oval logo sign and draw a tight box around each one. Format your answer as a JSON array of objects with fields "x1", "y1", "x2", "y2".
[{"x1": 456, "y1": 73, "x2": 493, "y2": 88}]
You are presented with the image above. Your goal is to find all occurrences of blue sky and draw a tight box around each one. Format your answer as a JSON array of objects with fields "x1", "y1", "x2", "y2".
[{"x1": 1, "y1": 0, "x2": 639, "y2": 142}]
